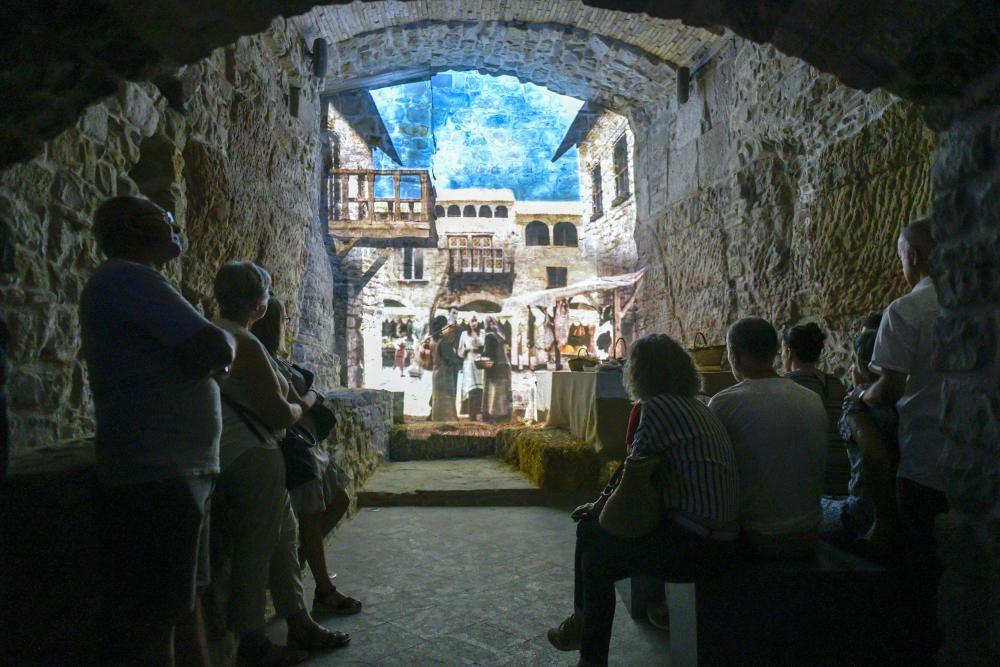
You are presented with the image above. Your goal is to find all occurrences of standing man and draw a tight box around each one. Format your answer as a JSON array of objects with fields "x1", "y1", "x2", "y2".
[
  {"x1": 80, "y1": 196, "x2": 235, "y2": 666},
  {"x1": 429, "y1": 315, "x2": 461, "y2": 421},
  {"x1": 857, "y1": 217, "x2": 946, "y2": 652}
]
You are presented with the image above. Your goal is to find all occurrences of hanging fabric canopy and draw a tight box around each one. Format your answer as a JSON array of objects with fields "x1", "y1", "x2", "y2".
[{"x1": 503, "y1": 269, "x2": 645, "y2": 310}]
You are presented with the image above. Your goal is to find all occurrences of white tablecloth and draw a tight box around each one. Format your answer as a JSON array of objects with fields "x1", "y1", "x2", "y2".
[{"x1": 545, "y1": 369, "x2": 632, "y2": 458}]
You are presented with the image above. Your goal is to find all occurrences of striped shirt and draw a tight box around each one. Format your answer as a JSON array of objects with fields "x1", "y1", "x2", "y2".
[{"x1": 630, "y1": 393, "x2": 739, "y2": 525}]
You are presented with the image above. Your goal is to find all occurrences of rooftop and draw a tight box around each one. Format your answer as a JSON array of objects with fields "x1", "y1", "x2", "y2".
[
  {"x1": 436, "y1": 188, "x2": 516, "y2": 202},
  {"x1": 515, "y1": 201, "x2": 583, "y2": 215}
]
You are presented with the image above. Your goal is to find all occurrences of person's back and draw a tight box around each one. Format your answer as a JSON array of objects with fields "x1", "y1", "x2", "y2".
[
  {"x1": 709, "y1": 317, "x2": 828, "y2": 558},
  {"x1": 710, "y1": 378, "x2": 827, "y2": 537}
]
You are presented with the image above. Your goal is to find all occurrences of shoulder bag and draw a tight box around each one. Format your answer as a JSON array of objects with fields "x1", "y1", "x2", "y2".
[
  {"x1": 221, "y1": 393, "x2": 322, "y2": 491},
  {"x1": 598, "y1": 455, "x2": 662, "y2": 539}
]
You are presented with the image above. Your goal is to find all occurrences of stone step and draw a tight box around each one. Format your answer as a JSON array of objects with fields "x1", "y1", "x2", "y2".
[
  {"x1": 389, "y1": 422, "x2": 502, "y2": 461},
  {"x1": 358, "y1": 459, "x2": 590, "y2": 508}
]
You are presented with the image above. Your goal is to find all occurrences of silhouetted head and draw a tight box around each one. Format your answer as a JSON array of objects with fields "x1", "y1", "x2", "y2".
[
  {"x1": 624, "y1": 334, "x2": 700, "y2": 401},
  {"x1": 782, "y1": 322, "x2": 827, "y2": 368},
  {"x1": 727, "y1": 317, "x2": 779, "y2": 380},
  {"x1": 214, "y1": 262, "x2": 272, "y2": 325},
  {"x1": 898, "y1": 216, "x2": 934, "y2": 287},
  {"x1": 93, "y1": 196, "x2": 181, "y2": 267}
]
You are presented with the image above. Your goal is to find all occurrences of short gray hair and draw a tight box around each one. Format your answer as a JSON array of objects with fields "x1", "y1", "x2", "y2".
[
  {"x1": 623, "y1": 334, "x2": 700, "y2": 401},
  {"x1": 214, "y1": 261, "x2": 272, "y2": 321}
]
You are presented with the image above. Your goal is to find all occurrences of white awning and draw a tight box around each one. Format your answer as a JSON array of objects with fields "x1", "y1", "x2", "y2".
[{"x1": 503, "y1": 269, "x2": 645, "y2": 309}]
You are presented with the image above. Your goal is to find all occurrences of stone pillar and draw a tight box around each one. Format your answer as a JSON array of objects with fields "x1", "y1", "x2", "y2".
[{"x1": 930, "y1": 86, "x2": 1000, "y2": 665}]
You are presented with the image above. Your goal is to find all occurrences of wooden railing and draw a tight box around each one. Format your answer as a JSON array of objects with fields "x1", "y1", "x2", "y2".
[{"x1": 327, "y1": 169, "x2": 434, "y2": 240}]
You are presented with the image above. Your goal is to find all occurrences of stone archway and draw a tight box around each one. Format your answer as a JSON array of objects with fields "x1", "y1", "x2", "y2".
[{"x1": 1, "y1": 2, "x2": 997, "y2": 664}]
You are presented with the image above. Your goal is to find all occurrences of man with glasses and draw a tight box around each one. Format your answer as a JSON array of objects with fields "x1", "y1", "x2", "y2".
[{"x1": 80, "y1": 196, "x2": 235, "y2": 666}]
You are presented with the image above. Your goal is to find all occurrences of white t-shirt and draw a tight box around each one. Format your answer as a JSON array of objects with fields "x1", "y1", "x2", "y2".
[
  {"x1": 870, "y1": 276, "x2": 944, "y2": 491},
  {"x1": 80, "y1": 260, "x2": 221, "y2": 485},
  {"x1": 708, "y1": 377, "x2": 827, "y2": 535}
]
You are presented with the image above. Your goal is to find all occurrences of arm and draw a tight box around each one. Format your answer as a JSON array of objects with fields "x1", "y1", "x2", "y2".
[
  {"x1": 229, "y1": 338, "x2": 302, "y2": 429},
  {"x1": 846, "y1": 411, "x2": 898, "y2": 554},
  {"x1": 440, "y1": 338, "x2": 462, "y2": 368},
  {"x1": 860, "y1": 368, "x2": 907, "y2": 409},
  {"x1": 176, "y1": 324, "x2": 236, "y2": 377}
]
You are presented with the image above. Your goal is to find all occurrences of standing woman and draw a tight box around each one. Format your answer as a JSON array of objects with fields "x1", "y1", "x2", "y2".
[
  {"x1": 482, "y1": 316, "x2": 512, "y2": 422},
  {"x1": 213, "y1": 262, "x2": 349, "y2": 665},
  {"x1": 457, "y1": 316, "x2": 485, "y2": 420},
  {"x1": 429, "y1": 315, "x2": 461, "y2": 421}
]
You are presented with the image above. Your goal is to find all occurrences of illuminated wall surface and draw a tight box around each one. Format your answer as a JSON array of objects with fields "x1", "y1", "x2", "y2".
[{"x1": 370, "y1": 70, "x2": 583, "y2": 200}]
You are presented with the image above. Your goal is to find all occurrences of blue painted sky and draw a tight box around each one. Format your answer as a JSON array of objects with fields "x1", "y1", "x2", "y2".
[{"x1": 370, "y1": 71, "x2": 583, "y2": 201}]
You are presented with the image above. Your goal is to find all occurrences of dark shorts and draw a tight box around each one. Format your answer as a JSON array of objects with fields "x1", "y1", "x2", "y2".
[{"x1": 96, "y1": 474, "x2": 214, "y2": 625}]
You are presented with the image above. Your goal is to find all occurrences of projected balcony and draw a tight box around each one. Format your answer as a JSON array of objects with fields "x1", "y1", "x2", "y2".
[
  {"x1": 447, "y1": 247, "x2": 515, "y2": 293},
  {"x1": 327, "y1": 169, "x2": 435, "y2": 245}
]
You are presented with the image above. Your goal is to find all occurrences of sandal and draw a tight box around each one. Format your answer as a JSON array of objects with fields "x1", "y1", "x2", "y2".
[
  {"x1": 312, "y1": 588, "x2": 362, "y2": 616},
  {"x1": 287, "y1": 621, "x2": 351, "y2": 651},
  {"x1": 237, "y1": 638, "x2": 308, "y2": 667}
]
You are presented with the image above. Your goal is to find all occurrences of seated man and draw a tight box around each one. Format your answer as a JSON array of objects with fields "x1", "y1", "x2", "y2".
[{"x1": 709, "y1": 317, "x2": 828, "y2": 557}]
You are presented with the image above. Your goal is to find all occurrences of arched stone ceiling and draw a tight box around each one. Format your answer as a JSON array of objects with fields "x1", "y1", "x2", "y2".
[
  {"x1": 315, "y1": 20, "x2": 684, "y2": 114},
  {"x1": 297, "y1": 1, "x2": 725, "y2": 69},
  {"x1": 2, "y1": 0, "x2": 997, "y2": 167}
]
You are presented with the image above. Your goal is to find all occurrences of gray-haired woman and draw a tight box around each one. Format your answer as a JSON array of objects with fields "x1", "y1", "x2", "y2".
[
  {"x1": 547, "y1": 334, "x2": 739, "y2": 667},
  {"x1": 213, "y1": 262, "x2": 349, "y2": 666}
]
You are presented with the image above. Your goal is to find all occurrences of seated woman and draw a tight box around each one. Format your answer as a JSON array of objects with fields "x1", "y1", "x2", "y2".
[
  {"x1": 825, "y1": 313, "x2": 899, "y2": 555},
  {"x1": 250, "y1": 297, "x2": 362, "y2": 617},
  {"x1": 547, "y1": 334, "x2": 739, "y2": 667},
  {"x1": 213, "y1": 263, "x2": 349, "y2": 666}
]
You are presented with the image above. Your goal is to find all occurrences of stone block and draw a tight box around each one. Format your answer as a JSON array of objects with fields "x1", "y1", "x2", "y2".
[
  {"x1": 496, "y1": 427, "x2": 601, "y2": 493},
  {"x1": 667, "y1": 139, "x2": 699, "y2": 202}
]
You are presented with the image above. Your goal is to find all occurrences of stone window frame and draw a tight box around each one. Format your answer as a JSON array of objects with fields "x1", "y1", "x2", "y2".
[
  {"x1": 400, "y1": 247, "x2": 425, "y2": 281},
  {"x1": 546, "y1": 266, "x2": 568, "y2": 289},
  {"x1": 553, "y1": 221, "x2": 578, "y2": 247},
  {"x1": 612, "y1": 133, "x2": 630, "y2": 206},
  {"x1": 495, "y1": 205, "x2": 509, "y2": 218},
  {"x1": 478, "y1": 205, "x2": 493, "y2": 218},
  {"x1": 525, "y1": 220, "x2": 551, "y2": 246},
  {"x1": 590, "y1": 164, "x2": 604, "y2": 221},
  {"x1": 434, "y1": 204, "x2": 445, "y2": 218},
  {"x1": 463, "y1": 204, "x2": 477, "y2": 217}
]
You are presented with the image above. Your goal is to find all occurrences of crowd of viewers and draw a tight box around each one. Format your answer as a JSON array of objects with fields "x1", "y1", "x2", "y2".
[
  {"x1": 548, "y1": 217, "x2": 948, "y2": 666},
  {"x1": 76, "y1": 194, "x2": 947, "y2": 667}
]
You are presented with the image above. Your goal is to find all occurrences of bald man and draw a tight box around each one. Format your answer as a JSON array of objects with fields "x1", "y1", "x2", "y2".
[{"x1": 858, "y1": 216, "x2": 946, "y2": 652}]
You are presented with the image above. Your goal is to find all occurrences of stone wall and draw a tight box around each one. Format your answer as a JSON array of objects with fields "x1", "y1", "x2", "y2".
[
  {"x1": 0, "y1": 18, "x2": 334, "y2": 457},
  {"x1": 631, "y1": 37, "x2": 936, "y2": 374},
  {"x1": 931, "y1": 83, "x2": 1000, "y2": 666},
  {"x1": 579, "y1": 111, "x2": 638, "y2": 276}
]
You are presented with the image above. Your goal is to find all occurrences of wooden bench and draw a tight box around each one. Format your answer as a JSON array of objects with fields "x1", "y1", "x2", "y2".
[{"x1": 616, "y1": 542, "x2": 893, "y2": 666}]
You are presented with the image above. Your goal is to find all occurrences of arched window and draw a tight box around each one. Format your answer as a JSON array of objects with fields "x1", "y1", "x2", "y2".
[
  {"x1": 478, "y1": 205, "x2": 493, "y2": 218},
  {"x1": 434, "y1": 205, "x2": 445, "y2": 217},
  {"x1": 525, "y1": 221, "x2": 550, "y2": 246},
  {"x1": 495, "y1": 205, "x2": 508, "y2": 218},
  {"x1": 463, "y1": 204, "x2": 476, "y2": 217},
  {"x1": 553, "y1": 222, "x2": 578, "y2": 247},
  {"x1": 447, "y1": 205, "x2": 461, "y2": 217}
]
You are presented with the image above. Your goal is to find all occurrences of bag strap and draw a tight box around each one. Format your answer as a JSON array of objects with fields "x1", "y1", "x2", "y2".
[{"x1": 220, "y1": 392, "x2": 272, "y2": 446}]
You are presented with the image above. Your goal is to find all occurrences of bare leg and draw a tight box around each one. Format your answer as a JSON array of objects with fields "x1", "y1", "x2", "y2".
[
  {"x1": 175, "y1": 596, "x2": 210, "y2": 667},
  {"x1": 299, "y1": 511, "x2": 334, "y2": 595}
]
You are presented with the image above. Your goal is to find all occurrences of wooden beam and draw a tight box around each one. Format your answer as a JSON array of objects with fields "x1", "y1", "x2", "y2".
[{"x1": 335, "y1": 237, "x2": 360, "y2": 258}]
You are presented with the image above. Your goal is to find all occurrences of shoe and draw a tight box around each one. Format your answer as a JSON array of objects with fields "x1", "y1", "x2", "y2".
[
  {"x1": 312, "y1": 589, "x2": 363, "y2": 616},
  {"x1": 547, "y1": 613, "x2": 581, "y2": 651}
]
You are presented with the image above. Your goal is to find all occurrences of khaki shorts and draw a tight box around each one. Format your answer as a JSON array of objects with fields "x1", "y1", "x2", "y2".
[{"x1": 289, "y1": 459, "x2": 351, "y2": 514}]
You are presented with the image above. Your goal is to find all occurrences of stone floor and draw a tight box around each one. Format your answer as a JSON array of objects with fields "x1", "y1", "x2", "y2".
[{"x1": 272, "y1": 506, "x2": 670, "y2": 666}]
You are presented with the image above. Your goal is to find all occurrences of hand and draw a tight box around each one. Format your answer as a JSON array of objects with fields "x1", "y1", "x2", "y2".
[{"x1": 571, "y1": 497, "x2": 607, "y2": 522}]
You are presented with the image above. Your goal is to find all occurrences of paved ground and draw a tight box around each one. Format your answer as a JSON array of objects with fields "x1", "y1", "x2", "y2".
[{"x1": 274, "y1": 506, "x2": 670, "y2": 666}]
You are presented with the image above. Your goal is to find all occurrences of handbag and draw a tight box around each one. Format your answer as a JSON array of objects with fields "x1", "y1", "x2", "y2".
[
  {"x1": 598, "y1": 456, "x2": 662, "y2": 539},
  {"x1": 221, "y1": 393, "x2": 322, "y2": 491}
]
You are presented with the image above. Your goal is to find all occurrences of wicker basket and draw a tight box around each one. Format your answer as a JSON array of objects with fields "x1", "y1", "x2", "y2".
[
  {"x1": 568, "y1": 349, "x2": 599, "y2": 372},
  {"x1": 689, "y1": 332, "x2": 726, "y2": 370}
]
